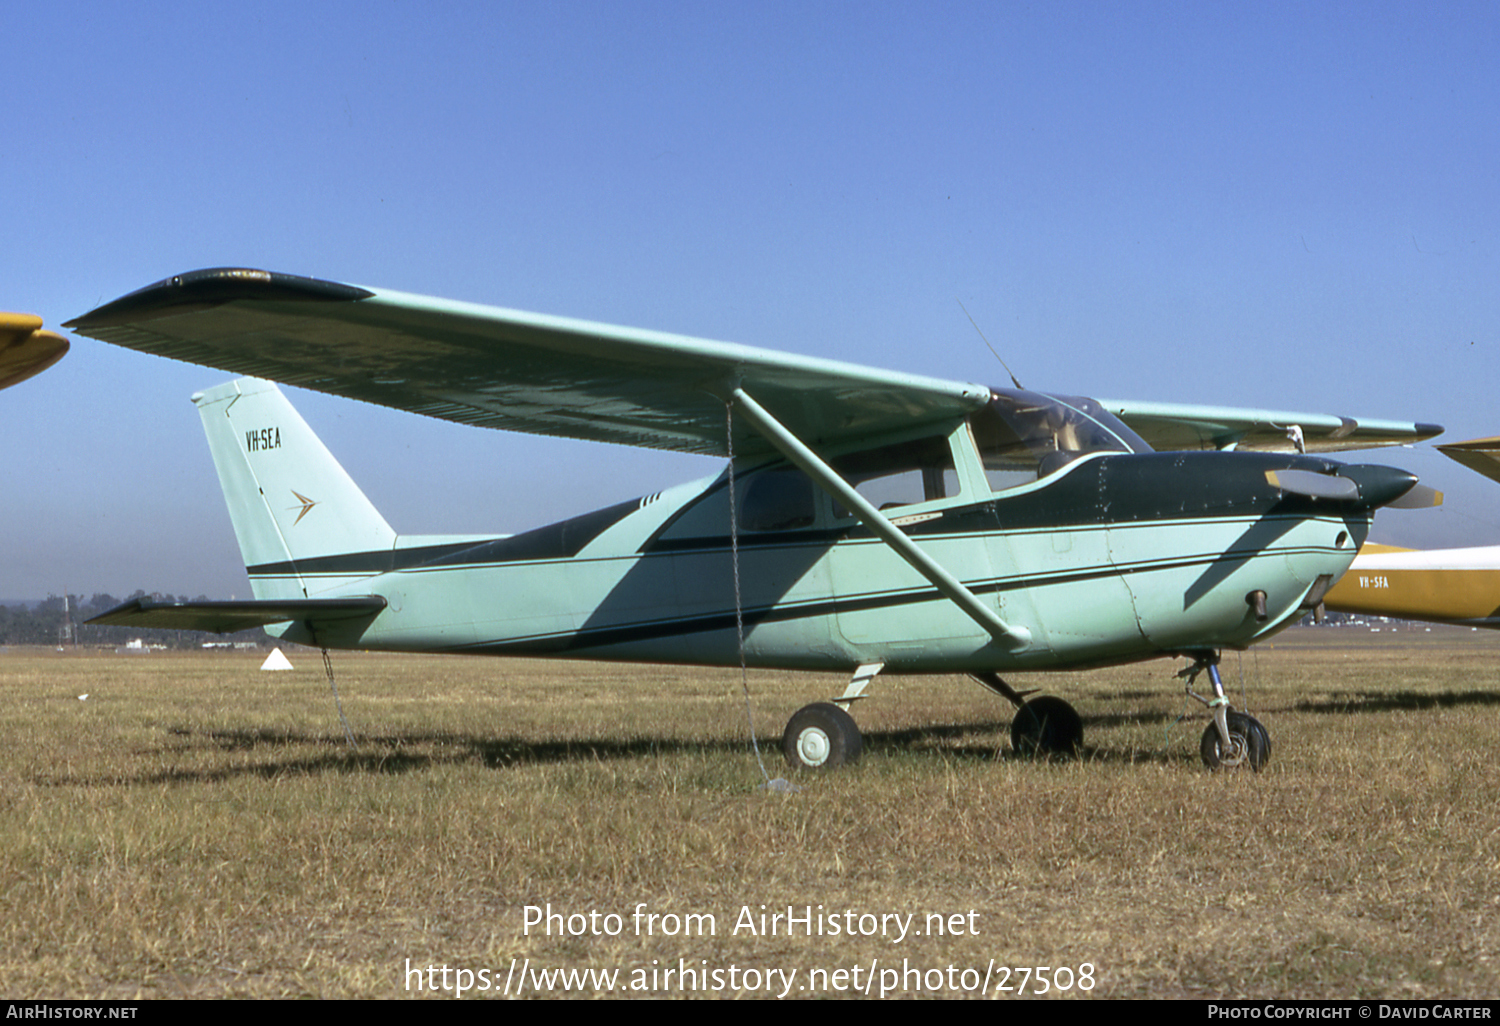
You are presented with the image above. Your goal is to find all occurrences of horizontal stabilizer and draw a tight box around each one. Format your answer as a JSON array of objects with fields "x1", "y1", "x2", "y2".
[{"x1": 86, "y1": 595, "x2": 387, "y2": 634}]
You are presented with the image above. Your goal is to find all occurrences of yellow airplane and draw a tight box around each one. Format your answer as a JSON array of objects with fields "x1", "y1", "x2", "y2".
[
  {"x1": 1325, "y1": 438, "x2": 1500, "y2": 628},
  {"x1": 0, "y1": 313, "x2": 67, "y2": 391}
]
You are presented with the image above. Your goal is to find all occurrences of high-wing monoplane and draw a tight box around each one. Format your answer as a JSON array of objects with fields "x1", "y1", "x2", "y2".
[
  {"x1": 68, "y1": 268, "x2": 1443, "y2": 772},
  {"x1": 1326, "y1": 437, "x2": 1500, "y2": 628}
]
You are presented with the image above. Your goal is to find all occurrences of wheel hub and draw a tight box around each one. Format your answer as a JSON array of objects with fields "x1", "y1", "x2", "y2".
[
  {"x1": 1218, "y1": 734, "x2": 1248, "y2": 767},
  {"x1": 796, "y1": 727, "x2": 831, "y2": 767}
]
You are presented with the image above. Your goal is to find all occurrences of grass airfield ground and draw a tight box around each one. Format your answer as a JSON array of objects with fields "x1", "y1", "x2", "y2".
[{"x1": 2, "y1": 627, "x2": 1498, "y2": 1000}]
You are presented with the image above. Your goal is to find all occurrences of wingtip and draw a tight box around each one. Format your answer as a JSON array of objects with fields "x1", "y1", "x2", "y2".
[
  {"x1": 0, "y1": 317, "x2": 69, "y2": 390},
  {"x1": 65, "y1": 267, "x2": 375, "y2": 331}
]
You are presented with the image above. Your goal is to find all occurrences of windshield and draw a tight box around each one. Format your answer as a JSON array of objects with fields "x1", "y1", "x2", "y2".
[{"x1": 971, "y1": 389, "x2": 1151, "y2": 492}]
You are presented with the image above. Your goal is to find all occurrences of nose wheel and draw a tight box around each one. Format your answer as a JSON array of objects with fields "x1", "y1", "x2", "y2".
[
  {"x1": 1181, "y1": 653, "x2": 1271, "y2": 772},
  {"x1": 1199, "y1": 711, "x2": 1270, "y2": 771}
]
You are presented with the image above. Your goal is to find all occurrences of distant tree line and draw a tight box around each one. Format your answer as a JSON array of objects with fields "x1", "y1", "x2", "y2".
[{"x1": 0, "y1": 592, "x2": 268, "y2": 648}]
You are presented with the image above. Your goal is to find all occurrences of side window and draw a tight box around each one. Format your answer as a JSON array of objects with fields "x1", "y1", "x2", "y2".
[
  {"x1": 657, "y1": 466, "x2": 816, "y2": 542},
  {"x1": 831, "y1": 435, "x2": 957, "y2": 518},
  {"x1": 739, "y1": 469, "x2": 815, "y2": 532}
]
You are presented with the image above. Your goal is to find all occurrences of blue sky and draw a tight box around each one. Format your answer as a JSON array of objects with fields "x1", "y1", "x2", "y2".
[{"x1": 4, "y1": 1, "x2": 1497, "y2": 600}]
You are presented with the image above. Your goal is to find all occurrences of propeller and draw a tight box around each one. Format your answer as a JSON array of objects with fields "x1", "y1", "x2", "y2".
[
  {"x1": 1265, "y1": 465, "x2": 1440, "y2": 510},
  {"x1": 1264, "y1": 469, "x2": 1358, "y2": 501},
  {"x1": 1385, "y1": 483, "x2": 1444, "y2": 509}
]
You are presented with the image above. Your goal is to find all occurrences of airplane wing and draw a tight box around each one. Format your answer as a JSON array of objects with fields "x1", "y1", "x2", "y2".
[
  {"x1": 86, "y1": 595, "x2": 388, "y2": 634},
  {"x1": 0, "y1": 312, "x2": 68, "y2": 391},
  {"x1": 1437, "y1": 436, "x2": 1500, "y2": 485},
  {"x1": 64, "y1": 268, "x2": 989, "y2": 458},
  {"x1": 1096, "y1": 398, "x2": 1442, "y2": 453},
  {"x1": 65, "y1": 267, "x2": 1439, "y2": 457}
]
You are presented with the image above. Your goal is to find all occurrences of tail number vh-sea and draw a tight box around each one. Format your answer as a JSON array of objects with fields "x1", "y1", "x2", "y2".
[{"x1": 246, "y1": 427, "x2": 281, "y2": 452}]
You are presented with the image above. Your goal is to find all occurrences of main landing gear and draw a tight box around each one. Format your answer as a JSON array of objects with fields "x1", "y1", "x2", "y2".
[
  {"x1": 970, "y1": 671, "x2": 1084, "y2": 757},
  {"x1": 782, "y1": 702, "x2": 862, "y2": 770},
  {"x1": 779, "y1": 655, "x2": 1269, "y2": 771},
  {"x1": 779, "y1": 663, "x2": 1090, "y2": 770},
  {"x1": 1181, "y1": 653, "x2": 1270, "y2": 772},
  {"x1": 781, "y1": 663, "x2": 880, "y2": 771}
]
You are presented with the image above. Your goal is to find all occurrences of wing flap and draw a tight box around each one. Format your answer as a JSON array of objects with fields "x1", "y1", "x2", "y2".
[{"x1": 86, "y1": 595, "x2": 388, "y2": 634}]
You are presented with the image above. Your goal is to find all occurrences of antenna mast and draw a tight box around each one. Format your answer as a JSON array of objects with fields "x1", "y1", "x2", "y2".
[{"x1": 957, "y1": 299, "x2": 1023, "y2": 390}]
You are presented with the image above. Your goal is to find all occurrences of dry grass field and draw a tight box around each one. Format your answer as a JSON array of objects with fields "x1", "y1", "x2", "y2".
[{"x1": 2, "y1": 627, "x2": 1498, "y2": 999}]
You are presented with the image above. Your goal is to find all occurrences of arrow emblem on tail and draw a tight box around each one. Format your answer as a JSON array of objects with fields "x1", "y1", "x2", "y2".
[{"x1": 288, "y1": 491, "x2": 318, "y2": 524}]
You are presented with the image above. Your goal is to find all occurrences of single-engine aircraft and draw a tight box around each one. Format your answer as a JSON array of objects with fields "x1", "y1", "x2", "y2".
[
  {"x1": 1326, "y1": 437, "x2": 1500, "y2": 629},
  {"x1": 68, "y1": 268, "x2": 1444, "y2": 772}
]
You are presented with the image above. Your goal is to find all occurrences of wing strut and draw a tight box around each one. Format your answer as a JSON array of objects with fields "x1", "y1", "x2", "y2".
[{"x1": 730, "y1": 388, "x2": 1032, "y2": 652}]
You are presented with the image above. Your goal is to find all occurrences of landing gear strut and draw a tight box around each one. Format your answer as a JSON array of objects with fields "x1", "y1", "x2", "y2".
[
  {"x1": 1181, "y1": 653, "x2": 1271, "y2": 772},
  {"x1": 970, "y1": 671, "x2": 1083, "y2": 757}
]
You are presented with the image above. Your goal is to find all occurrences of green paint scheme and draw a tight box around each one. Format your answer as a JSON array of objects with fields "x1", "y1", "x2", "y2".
[{"x1": 70, "y1": 270, "x2": 1440, "y2": 764}]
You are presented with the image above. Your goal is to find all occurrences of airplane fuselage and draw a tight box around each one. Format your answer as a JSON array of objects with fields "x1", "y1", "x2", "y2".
[
  {"x1": 1325, "y1": 543, "x2": 1500, "y2": 628},
  {"x1": 266, "y1": 448, "x2": 1371, "y2": 673}
]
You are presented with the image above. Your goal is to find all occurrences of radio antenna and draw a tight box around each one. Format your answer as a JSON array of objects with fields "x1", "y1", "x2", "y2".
[{"x1": 957, "y1": 299, "x2": 1023, "y2": 390}]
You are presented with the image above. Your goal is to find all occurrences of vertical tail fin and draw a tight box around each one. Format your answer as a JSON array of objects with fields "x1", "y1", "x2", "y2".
[{"x1": 194, "y1": 378, "x2": 396, "y2": 599}]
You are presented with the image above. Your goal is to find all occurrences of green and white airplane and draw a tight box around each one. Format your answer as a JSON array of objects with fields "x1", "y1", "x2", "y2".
[{"x1": 70, "y1": 268, "x2": 1442, "y2": 772}]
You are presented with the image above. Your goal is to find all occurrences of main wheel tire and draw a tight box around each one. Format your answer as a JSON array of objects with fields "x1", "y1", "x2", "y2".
[
  {"x1": 783, "y1": 702, "x2": 862, "y2": 771},
  {"x1": 1200, "y1": 712, "x2": 1270, "y2": 772},
  {"x1": 1011, "y1": 696, "x2": 1083, "y2": 757}
]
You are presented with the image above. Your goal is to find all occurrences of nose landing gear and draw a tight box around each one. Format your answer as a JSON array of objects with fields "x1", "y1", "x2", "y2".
[
  {"x1": 1199, "y1": 710, "x2": 1270, "y2": 771},
  {"x1": 1181, "y1": 653, "x2": 1270, "y2": 772}
]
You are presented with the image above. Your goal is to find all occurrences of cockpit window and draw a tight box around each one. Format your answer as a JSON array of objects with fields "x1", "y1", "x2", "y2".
[{"x1": 972, "y1": 389, "x2": 1151, "y2": 493}]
